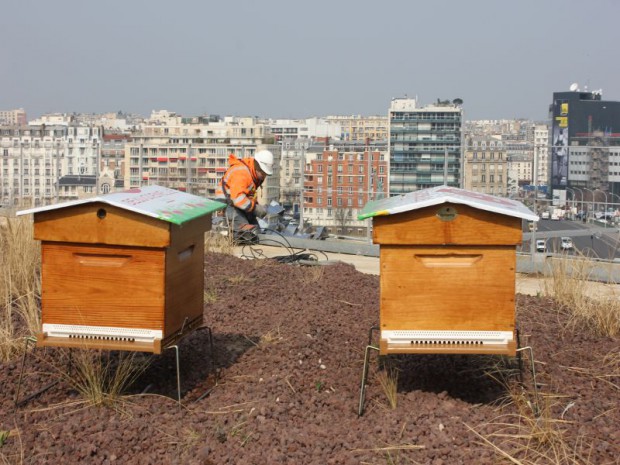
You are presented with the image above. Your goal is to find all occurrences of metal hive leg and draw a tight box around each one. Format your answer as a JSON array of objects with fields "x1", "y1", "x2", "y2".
[
  {"x1": 14, "y1": 336, "x2": 70, "y2": 409},
  {"x1": 164, "y1": 344, "x2": 182, "y2": 405},
  {"x1": 358, "y1": 344, "x2": 380, "y2": 416},
  {"x1": 14, "y1": 336, "x2": 38, "y2": 408},
  {"x1": 367, "y1": 325, "x2": 379, "y2": 346},
  {"x1": 196, "y1": 325, "x2": 217, "y2": 382}
]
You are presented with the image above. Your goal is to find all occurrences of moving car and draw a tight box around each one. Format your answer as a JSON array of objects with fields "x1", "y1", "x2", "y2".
[
  {"x1": 536, "y1": 239, "x2": 546, "y2": 253},
  {"x1": 561, "y1": 237, "x2": 574, "y2": 250}
]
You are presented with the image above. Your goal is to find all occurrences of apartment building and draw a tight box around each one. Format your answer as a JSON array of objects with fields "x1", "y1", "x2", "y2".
[
  {"x1": 388, "y1": 97, "x2": 463, "y2": 194},
  {"x1": 325, "y1": 115, "x2": 388, "y2": 142},
  {"x1": 463, "y1": 135, "x2": 508, "y2": 196},
  {"x1": 125, "y1": 113, "x2": 280, "y2": 205},
  {"x1": 0, "y1": 108, "x2": 27, "y2": 126},
  {"x1": 508, "y1": 153, "x2": 532, "y2": 189},
  {"x1": 100, "y1": 133, "x2": 130, "y2": 193},
  {"x1": 0, "y1": 123, "x2": 116, "y2": 206},
  {"x1": 269, "y1": 117, "x2": 341, "y2": 142},
  {"x1": 303, "y1": 141, "x2": 388, "y2": 236},
  {"x1": 1, "y1": 125, "x2": 64, "y2": 207},
  {"x1": 279, "y1": 137, "x2": 309, "y2": 213},
  {"x1": 533, "y1": 124, "x2": 549, "y2": 187}
]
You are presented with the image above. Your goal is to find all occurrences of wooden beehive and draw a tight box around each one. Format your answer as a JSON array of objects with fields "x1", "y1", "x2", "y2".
[
  {"x1": 18, "y1": 186, "x2": 226, "y2": 354},
  {"x1": 359, "y1": 186, "x2": 538, "y2": 356}
]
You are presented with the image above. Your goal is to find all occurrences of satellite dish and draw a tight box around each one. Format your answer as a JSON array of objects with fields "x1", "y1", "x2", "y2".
[{"x1": 570, "y1": 83, "x2": 579, "y2": 91}]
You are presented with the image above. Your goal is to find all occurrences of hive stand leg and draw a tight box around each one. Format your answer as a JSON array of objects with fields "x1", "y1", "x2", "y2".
[
  {"x1": 367, "y1": 325, "x2": 379, "y2": 346},
  {"x1": 14, "y1": 336, "x2": 69, "y2": 409},
  {"x1": 358, "y1": 344, "x2": 380, "y2": 416},
  {"x1": 515, "y1": 345, "x2": 541, "y2": 416},
  {"x1": 196, "y1": 325, "x2": 217, "y2": 383},
  {"x1": 14, "y1": 336, "x2": 37, "y2": 409},
  {"x1": 164, "y1": 344, "x2": 182, "y2": 405},
  {"x1": 194, "y1": 326, "x2": 219, "y2": 403}
]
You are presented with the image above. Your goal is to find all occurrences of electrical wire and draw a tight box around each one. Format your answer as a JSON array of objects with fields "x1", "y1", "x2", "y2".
[{"x1": 237, "y1": 226, "x2": 329, "y2": 265}]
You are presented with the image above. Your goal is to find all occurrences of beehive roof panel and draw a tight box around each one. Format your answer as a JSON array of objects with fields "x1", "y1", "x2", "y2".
[
  {"x1": 18, "y1": 185, "x2": 226, "y2": 225},
  {"x1": 359, "y1": 186, "x2": 538, "y2": 222}
]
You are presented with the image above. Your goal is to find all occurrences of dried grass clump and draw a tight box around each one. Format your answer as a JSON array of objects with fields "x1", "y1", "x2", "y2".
[
  {"x1": 543, "y1": 255, "x2": 620, "y2": 337},
  {"x1": 204, "y1": 229, "x2": 235, "y2": 255},
  {"x1": 46, "y1": 349, "x2": 150, "y2": 409},
  {"x1": 0, "y1": 216, "x2": 41, "y2": 362},
  {"x1": 376, "y1": 361, "x2": 399, "y2": 410},
  {"x1": 468, "y1": 386, "x2": 594, "y2": 465},
  {"x1": 299, "y1": 265, "x2": 325, "y2": 286}
]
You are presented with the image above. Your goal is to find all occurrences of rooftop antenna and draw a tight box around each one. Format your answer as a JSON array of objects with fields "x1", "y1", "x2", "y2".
[{"x1": 569, "y1": 83, "x2": 579, "y2": 92}]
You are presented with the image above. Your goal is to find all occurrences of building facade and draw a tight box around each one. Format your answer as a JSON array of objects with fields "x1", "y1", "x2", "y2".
[
  {"x1": 533, "y1": 124, "x2": 549, "y2": 187},
  {"x1": 550, "y1": 88, "x2": 620, "y2": 203},
  {"x1": 325, "y1": 115, "x2": 388, "y2": 142},
  {"x1": 303, "y1": 141, "x2": 388, "y2": 235},
  {"x1": 388, "y1": 97, "x2": 463, "y2": 195},
  {"x1": 0, "y1": 109, "x2": 27, "y2": 126},
  {"x1": 124, "y1": 113, "x2": 280, "y2": 206},
  {"x1": 463, "y1": 135, "x2": 508, "y2": 196},
  {"x1": 279, "y1": 137, "x2": 309, "y2": 213},
  {"x1": 0, "y1": 123, "x2": 128, "y2": 206}
]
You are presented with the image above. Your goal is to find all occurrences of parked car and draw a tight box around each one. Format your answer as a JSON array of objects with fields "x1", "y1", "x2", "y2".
[
  {"x1": 541, "y1": 211, "x2": 550, "y2": 219},
  {"x1": 561, "y1": 237, "x2": 574, "y2": 250},
  {"x1": 536, "y1": 239, "x2": 546, "y2": 253}
]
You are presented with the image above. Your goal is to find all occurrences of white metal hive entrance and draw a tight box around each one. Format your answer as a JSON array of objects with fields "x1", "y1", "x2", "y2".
[
  {"x1": 381, "y1": 330, "x2": 513, "y2": 346},
  {"x1": 42, "y1": 324, "x2": 162, "y2": 343}
]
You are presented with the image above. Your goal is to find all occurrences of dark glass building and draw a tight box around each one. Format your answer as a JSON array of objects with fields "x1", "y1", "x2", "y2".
[{"x1": 550, "y1": 89, "x2": 620, "y2": 202}]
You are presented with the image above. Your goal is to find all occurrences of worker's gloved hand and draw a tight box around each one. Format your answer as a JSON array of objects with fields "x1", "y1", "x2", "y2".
[{"x1": 254, "y1": 203, "x2": 267, "y2": 218}]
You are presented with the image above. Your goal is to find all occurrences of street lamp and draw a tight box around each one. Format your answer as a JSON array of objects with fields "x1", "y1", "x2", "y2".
[
  {"x1": 609, "y1": 192, "x2": 620, "y2": 210},
  {"x1": 572, "y1": 187, "x2": 585, "y2": 218},
  {"x1": 565, "y1": 187, "x2": 576, "y2": 219},
  {"x1": 595, "y1": 189, "x2": 609, "y2": 228},
  {"x1": 582, "y1": 187, "x2": 595, "y2": 220}
]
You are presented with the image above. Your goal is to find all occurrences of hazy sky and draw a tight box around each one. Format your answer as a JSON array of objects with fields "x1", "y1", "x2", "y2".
[{"x1": 2, "y1": 0, "x2": 619, "y2": 121}]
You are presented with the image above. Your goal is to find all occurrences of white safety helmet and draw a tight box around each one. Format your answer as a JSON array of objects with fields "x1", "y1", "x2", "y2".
[{"x1": 254, "y1": 150, "x2": 274, "y2": 175}]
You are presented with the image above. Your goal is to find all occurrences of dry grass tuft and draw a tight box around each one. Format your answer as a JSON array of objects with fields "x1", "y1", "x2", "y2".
[
  {"x1": 0, "y1": 425, "x2": 23, "y2": 465},
  {"x1": 0, "y1": 216, "x2": 41, "y2": 362},
  {"x1": 50, "y1": 349, "x2": 151, "y2": 409},
  {"x1": 468, "y1": 384, "x2": 594, "y2": 465},
  {"x1": 376, "y1": 361, "x2": 399, "y2": 410},
  {"x1": 204, "y1": 287, "x2": 218, "y2": 304},
  {"x1": 560, "y1": 346, "x2": 620, "y2": 392},
  {"x1": 226, "y1": 275, "x2": 253, "y2": 285},
  {"x1": 543, "y1": 255, "x2": 620, "y2": 337},
  {"x1": 299, "y1": 265, "x2": 325, "y2": 286},
  {"x1": 204, "y1": 229, "x2": 235, "y2": 255},
  {"x1": 259, "y1": 326, "x2": 284, "y2": 346}
]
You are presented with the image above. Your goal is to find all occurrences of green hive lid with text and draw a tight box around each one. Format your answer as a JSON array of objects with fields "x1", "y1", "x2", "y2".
[
  {"x1": 358, "y1": 186, "x2": 539, "y2": 222},
  {"x1": 18, "y1": 185, "x2": 226, "y2": 225}
]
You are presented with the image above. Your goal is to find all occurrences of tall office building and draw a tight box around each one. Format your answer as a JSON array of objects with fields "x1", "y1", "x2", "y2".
[
  {"x1": 388, "y1": 97, "x2": 463, "y2": 195},
  {"x1": 550, "y1": 87, "x2": 620, "y2": 201}
]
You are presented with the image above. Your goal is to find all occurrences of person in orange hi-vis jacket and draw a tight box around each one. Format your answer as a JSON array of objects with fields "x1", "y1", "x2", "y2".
[{"x1": 215, "y1": 150, "x2": 273, "y2": 231}]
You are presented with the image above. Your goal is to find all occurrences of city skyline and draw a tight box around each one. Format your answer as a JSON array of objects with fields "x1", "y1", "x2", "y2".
[{"x1": 2, "y1": 0, "x2": 619, "y2": 122}]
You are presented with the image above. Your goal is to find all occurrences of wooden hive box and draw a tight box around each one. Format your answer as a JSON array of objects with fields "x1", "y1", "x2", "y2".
[
  {"x1": 358, "y1": 186, "x2": 538, "y2": 356},
  {"x1": 18, "y1": 186, "x2": 226, "y2": 354}
]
